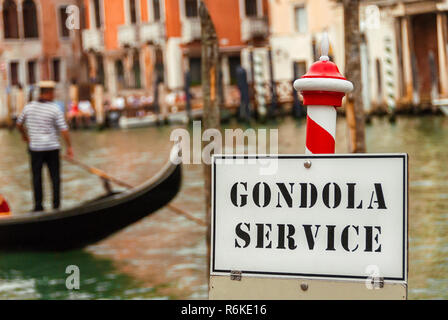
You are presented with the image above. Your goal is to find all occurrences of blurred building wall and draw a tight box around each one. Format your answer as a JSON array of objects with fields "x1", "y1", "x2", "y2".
[
  {"x1": 81, "y1": 0, "x2": 270, "y2": 101},
  {"x1": 360, "y1": 0, "x2": 448, "y2": 107},
  {"x1": 269, "y1": 0, "x2": 448, "y2": 110},
  {"x1": 0, "y1": 0, "x2": 86, "y2": 124}
]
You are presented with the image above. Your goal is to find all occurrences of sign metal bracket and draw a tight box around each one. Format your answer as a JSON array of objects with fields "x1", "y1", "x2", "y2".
[
  {"x1": 371, "y1": 277, "x2": 385, "y2": 289},
  {"x1": 230, "y1": 270, "x2": 242, "y2": 281}
]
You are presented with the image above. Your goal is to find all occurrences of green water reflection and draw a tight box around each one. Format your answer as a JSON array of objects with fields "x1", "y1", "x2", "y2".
[
  {"x1": 0, "y1": 251, "x2": 170, "y2": 299},
  {"x1": 0, "y1": 115, "x2": 447, "y2": 299}
]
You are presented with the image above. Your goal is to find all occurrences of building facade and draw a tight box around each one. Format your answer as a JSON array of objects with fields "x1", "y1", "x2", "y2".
[
  {"x1": 82, "y1": 0, "x2": 270, "y2": 99},
  {"x1": 367, "y1": 0, "x2": 448, "y2": 107},
  {"x1": 0, "y1": 0, "x2": 86, "y2": 123},
  {"x1": 351, "y1": 0, "x2": 448, "y2": 109},
  {"x1": 268, "y1": 0, "x2": 343, "y2": 80},
  {"x1": 3, "y1": 0, "x2": 446, "y2": 124},
  {"x1": 269, "y1": 0, "x2": 448, "y2": 111}
]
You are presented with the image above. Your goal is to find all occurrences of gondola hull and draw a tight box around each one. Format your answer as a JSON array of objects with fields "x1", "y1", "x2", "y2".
[{"x1": 0, "y1": 160, "x2": 181, "y2": 251}]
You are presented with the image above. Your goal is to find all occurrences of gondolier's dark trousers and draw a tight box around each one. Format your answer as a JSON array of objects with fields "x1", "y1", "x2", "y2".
[{"x1": 29, "y1": 149, "x2": 60, "y2": 211}]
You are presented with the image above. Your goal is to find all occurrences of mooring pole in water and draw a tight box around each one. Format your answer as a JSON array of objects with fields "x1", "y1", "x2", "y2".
[
  {"x1": 199, "y1": 0, "x2": 220, "y2": 288},
  {"x1": 384, "y1": 36, "x2": 397, "y2": 122},
  {"x1": 294, "y1": 34, "x2": 353, "y2": 154},
  {"x1": 253, "y1": 51, "x2": 267, "y2": 121},
  {"x1": 292, "y1": 62, "x2": 304, "y2": 118}
]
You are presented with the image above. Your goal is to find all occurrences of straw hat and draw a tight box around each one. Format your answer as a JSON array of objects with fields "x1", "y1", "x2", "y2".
[{"x1": 38, "y1": 80, "x2": 56, "y2": 89}]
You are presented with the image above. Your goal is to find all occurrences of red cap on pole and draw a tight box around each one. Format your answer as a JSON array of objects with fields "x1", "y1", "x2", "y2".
[{"x1": 294, "y1": 58, "x2": 353, "y2": 107}]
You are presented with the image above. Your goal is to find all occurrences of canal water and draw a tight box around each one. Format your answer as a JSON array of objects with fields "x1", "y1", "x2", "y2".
[{"x1": 0, "y1": 115, "x2": 447, "y2": 299}]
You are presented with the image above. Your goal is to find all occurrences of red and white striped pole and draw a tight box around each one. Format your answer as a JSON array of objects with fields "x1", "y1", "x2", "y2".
[{"x1": 294, "y1": 34, "x2": 353, "y2": 154}]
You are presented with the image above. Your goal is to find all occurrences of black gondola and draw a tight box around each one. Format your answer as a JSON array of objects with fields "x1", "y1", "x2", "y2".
[{"x1": 0, "y1": 150, "x2": 182, "y2": 251}]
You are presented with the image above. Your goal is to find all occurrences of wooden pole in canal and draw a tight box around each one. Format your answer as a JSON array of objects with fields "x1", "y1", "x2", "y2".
[
  {"x1": 342, "y1": 0, "x2": 366, "y2": 153},
  {"x1": 199, "y1": 1, "x2": 220, "y2": 288}
]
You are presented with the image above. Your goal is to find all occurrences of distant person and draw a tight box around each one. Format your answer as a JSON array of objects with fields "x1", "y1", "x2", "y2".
[
  {"x1": 236, "y1": 66, "x2": 250, "y2": 121},
  {"x1": 0, "y1": 194, "x2": 11, "y2": 217},
  {"x1": 67, "y1": 100, "x2": 81, "y2": 128},
  {"x1": 14, "y1": 83, "x2": 26, "y2": 123},
  {"x1": 16, "y1": 81, "x2": 74, "y2": 212},
  {"x1": 113, "y1": 96, "x2": 126, "y2": 110},
  {"x1": 78, "y1": 99, "x2": 94, "y2": 126}
]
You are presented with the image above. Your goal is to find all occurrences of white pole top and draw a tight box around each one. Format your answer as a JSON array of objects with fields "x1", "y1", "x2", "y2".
[{"x1": 320, "y1": 32, "x2": 330, "y2": 62}]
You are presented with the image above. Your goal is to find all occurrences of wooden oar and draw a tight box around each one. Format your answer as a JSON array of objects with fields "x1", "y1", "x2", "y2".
[
  {"x1": 63, "y1": 156, "x2": 206, "y2": 226},
  {"x1": 63, "y1": 156, "x2": 133, "y2": 189}
]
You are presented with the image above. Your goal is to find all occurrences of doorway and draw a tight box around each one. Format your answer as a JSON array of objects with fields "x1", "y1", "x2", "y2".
[{"x1": 411, "y1": 13, "x2": 439, "y2": 101}]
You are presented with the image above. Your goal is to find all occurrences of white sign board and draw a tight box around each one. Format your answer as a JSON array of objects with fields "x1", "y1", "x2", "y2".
[{"x1": 211, "y1": 154, "x2": 408, "y2": 283}]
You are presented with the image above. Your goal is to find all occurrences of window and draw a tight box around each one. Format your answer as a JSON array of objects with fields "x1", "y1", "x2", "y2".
[
  {"x1": 10, "y1": 61, "x2": 19, "y2": 86},
  {"x1": 132, "y1": 51, "x2": 141, "y2": 88},
  {"x1": 59, "y1": 6, "x2": 70, "y2": 38},
  {"x1": 2, "y1": 0, "x2": 19, "y2": 39},
  {"x1": 153, "y1": 0, "x2": 161, "y2": 21},
  {"x1": 52, "y1": 58, "x2": 61, "y2": 82},
  {"x1": 155, "y1": 48, "x2": 164, "y2": 81},
  {"x1": 96, "y1": 54, "x2": 105, "y2": 85},
  {"x1": 294, "y1": 6, "x2": 307, "y2": 33},
  {"x1": 228, "y1": 56, "x2": 241, "y2": 85},
  {"x1": 245, "y1": 0, "x2": 257, "y2": 17},
  {"x1": 93, "y1": 0, "x2": 102, "y2": 29},
  {"x1": 23, "y1": 0, "x2": 39, "y2": 38},
  {"x1": 27, "y1": 60, "x2": 37, "y2": 84},
  {"x1": 189, "y1": 57, "x2": 201, "y2": 85},
  {"x1": 185, "y1": 0, "x2": 198, "y2": 18},
  {"x1": 293, "y1": 61, "x2": 307, "y2": 78},
  {"x1": 80, "y1": 4, "x2": 86, "y2": 30},
  {"x1": 115, "y1": 60, "x2": 125, "y2": 90},
  {"x1": 129, "y1": 0, "x2": 137, "y2": 24}
]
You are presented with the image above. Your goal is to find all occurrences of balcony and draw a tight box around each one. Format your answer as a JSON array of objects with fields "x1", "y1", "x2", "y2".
[
  {"x1": 241, "y1": 17, "x2": 269, "y2": 42},
  {"x1": 140, "y1": 22, "x2": 165, "y2": 45},
  {"x1": 118, "y1": 24, "x2": 139, "y2": 48},
  {"x1": 82, "y1": 29, "x2": 104, "y2": 52},
  {"x1": 181, "y1": 18, "x2": 201, "y2": 43}
]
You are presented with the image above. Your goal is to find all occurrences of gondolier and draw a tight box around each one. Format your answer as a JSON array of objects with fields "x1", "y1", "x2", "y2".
[
  {"x1": 16, "y1": 81, "x2": 74, "y2": 212},
  {"x1": 0, "y1": 147, "x2": 182, "y2": 251}
]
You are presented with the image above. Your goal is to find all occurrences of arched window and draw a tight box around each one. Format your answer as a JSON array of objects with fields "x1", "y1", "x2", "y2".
[
  {"x1": 129, "y1": 0, "x2": 137, "y2": 24},
  {"x1": 2, "y1": 0, "x2": 19, "y2": 39},
  {"x1": 23, "y1": 0, "x2": 39, "y2": 38},
  {"x1": 93, "y1": 0, "x2": 102, "y2": 29},
  {"x1": 152, "y1": 0, "x2": 160, "y2": 22},
  {"x1": 245, "y1": 0, "x2": 257, "y2": 17},
  {"x1": 185, "y1": 0, "x2": 197, "y2": 18}
]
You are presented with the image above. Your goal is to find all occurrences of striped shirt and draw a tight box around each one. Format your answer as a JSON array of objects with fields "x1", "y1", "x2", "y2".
[{"x1": 17, "y1": 101, "x2": 69, "y2": 151}]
